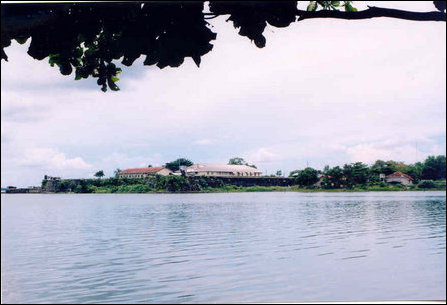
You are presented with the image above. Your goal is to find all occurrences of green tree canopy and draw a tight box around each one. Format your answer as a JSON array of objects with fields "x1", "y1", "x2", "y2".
[
  {"x1": 228, "y1": 157, "x2": 257, "y2": 168},
  {"x1": 351, "y1": 162, "x2": 369, "y2": 185},
  {"x1": 1, "y1": 1, "x2": 445, "y2": 92},
  {"x1": 296, "y1": 167, "x2": 319, "y2": 186},
  {"x1": 165, "y1": 158, "x2": 194, "y2": 172},
  {"x1": 228, "y1": 157, "x2": 247, "y2": 165},
  {"x1": 324, "y1": 165, "x2": 344, "y2": 188},
  {"x1": 113, "y1": 168, "x2": 122, "y2": 178},
  {"x1": 370, "y1": 160, "x2": 399, "y2": 176},
  {"x1": 94, "y1": 170, "x2": 105, "y2": 178},
  {"x1": 422, "y1": 155, "x2": 446, "y2": 180},
  {"x1": 403, "y1": 162, "x2": 424, "y2": 182},
  {"x1": 289, "y1": 169, "x2": 300, "y2": 177}
]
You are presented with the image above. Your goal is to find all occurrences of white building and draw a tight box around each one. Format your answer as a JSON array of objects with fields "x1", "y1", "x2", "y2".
[
  {"x1": 118, "y1": 167, "x2": 172, "y2": 178},
  {"x1": 185, "y1": 164, "x2": 262, "y2": 177},
  {"x1": 385, "y1": 171, "x2": 414, "y2": 185}
]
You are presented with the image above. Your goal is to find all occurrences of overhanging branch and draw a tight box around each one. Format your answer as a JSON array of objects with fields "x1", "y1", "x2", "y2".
[{"x1": 296, "y1": 6, "x2": 446, "y2": 22}]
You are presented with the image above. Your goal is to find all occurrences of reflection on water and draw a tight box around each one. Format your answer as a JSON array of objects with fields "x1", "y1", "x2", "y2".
[{"x1": 1, "y1": 191, "x2": 446, "y2": 303}]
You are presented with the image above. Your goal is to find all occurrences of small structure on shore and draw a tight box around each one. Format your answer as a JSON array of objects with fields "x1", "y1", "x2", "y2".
[
  {"x1": 185, "y1": 164, "x2": 262, "y2": 177},
  {"x1": 5, "y1": 186, "x2": 42, "y2": 193},
  {"x1": 118, "y1": 167, "x2": 172, "y2": 178},
  {"x1": 385, "y1": 171, "x2": 414, "y2": 185}
]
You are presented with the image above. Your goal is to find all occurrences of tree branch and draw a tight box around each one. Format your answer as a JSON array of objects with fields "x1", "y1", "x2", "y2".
[{"x1": 296, "y1": 6, "x2": 446, "y2": 22}]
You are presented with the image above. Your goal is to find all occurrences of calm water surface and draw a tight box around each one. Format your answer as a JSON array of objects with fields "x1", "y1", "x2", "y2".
[{"x1": 1, "y1": 191, "x2": 446, "y2": 303}]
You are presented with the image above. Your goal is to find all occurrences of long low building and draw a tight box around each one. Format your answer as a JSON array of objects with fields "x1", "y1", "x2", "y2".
[
  {"x1": 185, "y1": 164, "x2": 262, "y2": 177},
  {"x1": 118, "y1": 167, "x2": 172, "y2": 178}
]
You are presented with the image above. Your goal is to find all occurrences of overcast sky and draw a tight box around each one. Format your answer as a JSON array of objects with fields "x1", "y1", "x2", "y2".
[{"x1": 1, "y1": 1, "x2": 446, "y2": 187}]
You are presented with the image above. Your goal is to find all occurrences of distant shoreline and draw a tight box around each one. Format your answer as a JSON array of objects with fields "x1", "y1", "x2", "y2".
[
  {"x1": 4, "y1": 186, "x2": 445, "y2": 194},
  {"x1": 76, "y1": 183, "x2": 447, "y2": 194}
]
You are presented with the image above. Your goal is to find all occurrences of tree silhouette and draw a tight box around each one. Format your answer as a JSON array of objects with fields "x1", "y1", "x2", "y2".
[
  {"x1": 1, "y1": 1, "x2": 445, "y2": 92},
  {"x1": 94, "y1": 170, "x2": 105, "y2": 178},
  {"x1": 165, "y1": 158, "x2": 193, "y2": 172}
]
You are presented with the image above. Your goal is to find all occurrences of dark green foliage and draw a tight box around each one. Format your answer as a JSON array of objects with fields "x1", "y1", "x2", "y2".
[
  {"x1": 417, "y1": 180, "x2": 437, "y2": 189},
  {"x1": 350, "y1": 162, "x2": 369, "y2": 185},
  {"x1": 209, "y1": 1, "x2": 297, "y2": 48},
  {"x1": 322, "y1": 165, "x2": 344, "y2": 188},
  {"x1": 72, "y1": 181, "x2": 92, "y2": 193},
  {"x1": 113, "y1": 168, "x2": 122, "y2": 178},
  {"x1": 228, "y1": 157, "x2": 257, "y2": 168},
  {"x1": 288, "y1": 169, "x2": 300, "y2": 177},
  {"x1": 2, "y1": 2, "x2": 445, "y2": 91},
  {"x1": 228, "y1": 157, "x2": 247, "y2": 165},
  {"x1": 165, "y1": 158, "x2": 194, "y2": 172},
  {"x1": 1, "y1": 2, "x2": 216, "y2": 91},
  {"x1": 370, "y1": 160, "x2": 397, "y2": 176},
  {"x1": 59, "y1": 180, "x2": 79, "y2": 192},
  {"x1": 434, "y1": 1, "x2": 446, "y2": 12},
  {"x1": 94, "y1": 170, "x2": 105, "y2": 178},
  {"x1": 296, "y1": 167, "x2": 319, "y2": 186},
  {"x1": 403, "y1": 162, "x2": 424, "y2": 182},
  {"x1": 73, "y1": 185, "x2": 83, "y2": 193},
  {"x1": 422, "y1": 155, "x2": 446, "y2": 180},
  {"x1": 322, "y1": 155, "x2": 445, "y2": 188},
  {"x1": 307, "y1": 1, "x2": 356, "y2": 12}
]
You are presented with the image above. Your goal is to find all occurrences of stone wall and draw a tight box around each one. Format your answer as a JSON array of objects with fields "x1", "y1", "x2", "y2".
[
  {"x1": 42, "y1": 179, "x2": 83, "y2": 193},
  {"x1": 187, "y1": 176, "x2": 298, "y2": 187},
  {"x1": 41, "y1": 176, "x2": 298, "y2": 193}
]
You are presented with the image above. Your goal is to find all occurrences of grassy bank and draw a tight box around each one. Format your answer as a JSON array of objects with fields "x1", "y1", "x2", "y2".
[
  {"x1": 87, "y1": 183, "x2": 446, "y2": 194},
  {"x1": 45, "y1": 176, "x2": 445, "y2": 194}
]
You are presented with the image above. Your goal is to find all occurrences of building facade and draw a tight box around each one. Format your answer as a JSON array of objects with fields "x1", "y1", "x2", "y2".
[
  {"x1": 385, "y1": 171, "x2": 414, "y2": 185},
  {"x1": 185, "y1": 164, "x2": 262, "y2": 177},
  {"x1": 118, "y1": 167, "x2": 172, "y2": 178}
]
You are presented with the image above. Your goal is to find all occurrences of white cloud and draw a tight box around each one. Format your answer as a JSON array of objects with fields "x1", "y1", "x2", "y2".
[
  {"x1": 193, "y1": 139, "x2": 214, "y2": 146},
  {"x1": 18, "y1": 147, "x2": 92, "y2": 170},
  {"x1": 246, "y1": 147, "x2": 282, "y2": 164},
  {"x1": 1, "y1": 2, "x2": 445, "y2": 186},
  {"x1": 346, "y1": 138, "x2": 446, "y2": 165}
]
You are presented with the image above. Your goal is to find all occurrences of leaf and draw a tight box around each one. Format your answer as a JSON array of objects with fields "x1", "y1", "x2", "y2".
[
  {"x1": 192, "y1": 55, "x2": 201, "y2": 67},
  {"x1": 317, "y1": 1, "x2": 329, "y2": 9},
  {"x1": 344, "y1": 2, "x2": 357, "y2": 12},
  {"x1": 331, "y1": 1, "x2": 340, "y2": 7},
  {"x1": 48, "y1": 54, "x2": 59, "y2": 67},
  {"x1": 59, "y1": 62, "x2": 73, "y2": 75},
  {"x1": 434, "y1": 1, "x2": 446, "y2": 12},
  {"x1": 307, "y1": 1, "x2": 317, "y2": 11},
  {"x1": 15, "y1": 37, "x2": 29, "y2": 45},
  {"x1": 75, "y1": 69, "x2": 82, "y2": 80},
  {"x1": 1, "y1": 48, "x2": 8, "y2": 61}
]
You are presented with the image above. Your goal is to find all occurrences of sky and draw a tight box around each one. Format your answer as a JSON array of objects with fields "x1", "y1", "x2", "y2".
[{"x1": 1, "y1": 1, "x2": 446, "y2": 187}]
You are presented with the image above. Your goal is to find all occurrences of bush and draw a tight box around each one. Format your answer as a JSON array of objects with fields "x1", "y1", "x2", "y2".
[
  {"x1": 73, "y1": 185, "x2": 83, "y2": 193},
  {"x1": 434, "y1": 180, "x2": 446, "y2": 188},
  {"x1": 417, "y1": 180, "x2": 436, "y2": 189}
]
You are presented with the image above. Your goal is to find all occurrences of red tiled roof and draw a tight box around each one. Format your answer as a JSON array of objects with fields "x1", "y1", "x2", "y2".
[
  {"x1": 386, "y1": 171, "x2": 414, "y2": 180},
  {"x1": 119, "y1": 167, "x2": 165, "y2": 174}
]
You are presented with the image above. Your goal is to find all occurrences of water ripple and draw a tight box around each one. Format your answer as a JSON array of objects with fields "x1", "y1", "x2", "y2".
[{"x1": 1, "y1": 191, "x2": 445, "y2": 303}]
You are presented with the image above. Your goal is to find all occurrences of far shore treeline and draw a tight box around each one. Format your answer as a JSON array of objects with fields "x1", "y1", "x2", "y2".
[{"x1": 42, "y1": 155, "x2": 446, "y2": 193}]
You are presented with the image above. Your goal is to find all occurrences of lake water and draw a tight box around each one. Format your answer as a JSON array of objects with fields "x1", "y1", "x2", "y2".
[{"x1": 1, "y1": 191, "x2": 445, "y2": 303}]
